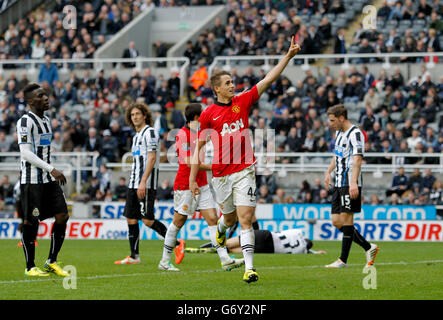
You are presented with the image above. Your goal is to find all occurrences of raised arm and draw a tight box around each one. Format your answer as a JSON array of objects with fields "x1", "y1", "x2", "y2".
[
  {"x1": 189, "y1": 139, "x2": 207, "y2": 199},
  {"x1": 256, "y1": 36, "x2": 301, "y2": 97}
]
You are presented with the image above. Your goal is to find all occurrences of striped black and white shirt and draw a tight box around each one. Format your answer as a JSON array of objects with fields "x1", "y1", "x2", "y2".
[
  {"x1": 17, "y1": 111, "x2": 55, "y2": 184},
  {"x1": 128, "y1": 125, "x2": 160, "y2": 190},
  {"x1": 333, "y1": 125, "x2": 364, "y2": 188}
]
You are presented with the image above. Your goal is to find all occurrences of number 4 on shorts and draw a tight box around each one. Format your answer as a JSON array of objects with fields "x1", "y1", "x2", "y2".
[{"x1": 248, "y1": 187, "x2": 256, "y2": 200}]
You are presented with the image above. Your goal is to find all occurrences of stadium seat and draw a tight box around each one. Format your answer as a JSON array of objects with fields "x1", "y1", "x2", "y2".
[
  {"x1": 386, "y1": 20, "x2": 398, "y2": 29},
  {"x1": 148, "y1": 103, "x2": 162, "y2": 113},
  {"x1": 399, "y1": 20, "x2": 412, "y2": 28},
  {"x1": 325, "y1": 13, "x2": 336, "y2": 23},
  {"x1": 413, "y1": 19, "x2": 426, "y2": 28},
  {"x1": 428, "y1": 122, "x2": 439, "y2": 132},
  {"x1": 72, "y1": 104, "x2": 85, "y2": 114},
  {"x1": 334, "y1": 18, "x2": 347, "y2": 29},
  {"x1": 390, "y1": 113, "x2": 401, "y2": 122}
]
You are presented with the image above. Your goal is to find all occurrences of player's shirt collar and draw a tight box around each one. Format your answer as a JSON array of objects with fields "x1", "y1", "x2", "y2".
[{"x1": 215, "y1": 99, "x2": 232, "y2": 107}]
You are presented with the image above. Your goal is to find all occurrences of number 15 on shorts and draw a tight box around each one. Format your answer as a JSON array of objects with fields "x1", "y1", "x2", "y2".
[{"x1": 341, "y1": 194, "x2": 351, "y2": 210}]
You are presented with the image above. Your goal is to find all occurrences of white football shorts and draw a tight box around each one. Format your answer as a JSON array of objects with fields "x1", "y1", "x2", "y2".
[
  {"x1": 174, "y1": 184, "x2": 216, "y2": 216},
  {"x1": 212, "y1": 165, "x2": 257, "y2": 214}
]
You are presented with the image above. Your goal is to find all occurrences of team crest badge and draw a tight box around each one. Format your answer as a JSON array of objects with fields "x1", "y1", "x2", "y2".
[
  {"x1": 32, "y1": 208, "x2": 40, "y2": 217},
  {"x1": 183, "y1": 205, "x2": 188, "y2": 212},
  {"x1": 232, "y1": 105, "x2": 240, "y2": 113}
]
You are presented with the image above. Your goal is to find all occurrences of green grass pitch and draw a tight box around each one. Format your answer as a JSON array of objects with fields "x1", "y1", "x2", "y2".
[{"x1": 1, "y1": 240, "x2": 442, "y2": 300}]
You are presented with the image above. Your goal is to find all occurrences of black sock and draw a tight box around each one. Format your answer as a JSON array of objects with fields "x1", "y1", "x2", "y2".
[
  {"x1": 339, "y1": 227, "x2": 371, "y2": 251},
  {"x1": 151, "y1": 220, "x2": 167, "y2": 237},
  {"x1": 252, "y1": 221, "x2": 259, "y2": 230},
  {"x1": 339, "y1": 225, "x2": 354, "y2": 263},
  {"x1": 48, "y1": 223, "x2": 67, "y2": 263},
  {"x1": 352, "y1": 228, "x2": 371, "y2": 251},
  {"x1": 151, "y1": 220, "x2": 179, "y2": 246},
  {"x1": 128, "y1": 224, "x2": 139, "y2": 258},
  {"x1": 22, "y1": 224, "x2": 37, "y2": 270},
  {"x1": 227, "y1": 221, "x2": 239, "y2": 238}
]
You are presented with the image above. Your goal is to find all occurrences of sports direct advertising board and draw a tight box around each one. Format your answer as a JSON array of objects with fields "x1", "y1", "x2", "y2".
[{"x1": 0, "y1": 203, "x2": 441, "y2": 241}]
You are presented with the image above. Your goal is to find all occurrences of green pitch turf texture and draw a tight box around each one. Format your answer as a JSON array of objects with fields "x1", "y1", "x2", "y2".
[{"x1": 0, "y1": 240, "x2": 442, "y2": 300}]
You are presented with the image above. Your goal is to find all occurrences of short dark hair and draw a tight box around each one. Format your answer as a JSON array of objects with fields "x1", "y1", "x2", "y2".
[
  {"x1": 185, "y1": 103, "x2": 202, "y2": 123},
  {"x1": 23, "y1": 82, "x2": 41, "y2": 102},
  {"x1": 210, "y1": 70, "x2": 231, "y2": 88},
  {"x1": 327, "y1": 104, "x2": 348, "y2": 119},
  {"x1": 305, "y1": 239, "x2": 313, "y2": 250},
  {"x1": 125, "y1": 102, "x2": 152, "y2": 129}
]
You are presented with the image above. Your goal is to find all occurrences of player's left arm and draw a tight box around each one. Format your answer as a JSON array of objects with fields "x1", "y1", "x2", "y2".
[
  {"x1": 138, "y1": 130, "x2": 159, "y2": 199},
  {"x1": 190, "y1": 139, "x2": 208, "y2": 199},
  {"x1": 350, "y1": 155, "x2": 363, "y2": 200},
  {"x1": 349, "y1": 130, "x2": 364, "y2": 200},
  {"x1": 138, "y1": 151, "x2": 156, "y2": 199},
  {"x1": 256, "y1": 36, "x2": 301, "y2": 97},
  {"x1": 308, "y1": 249, "x2": 327, "y2": 254},
  {"x1": 185, "y1": 156, "x2": 212, "y2": 171}
]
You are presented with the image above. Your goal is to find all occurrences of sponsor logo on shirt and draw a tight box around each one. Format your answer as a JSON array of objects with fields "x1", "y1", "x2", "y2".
[{"x1": 220, "y1": 119, "x2": 245, "y2": 137}]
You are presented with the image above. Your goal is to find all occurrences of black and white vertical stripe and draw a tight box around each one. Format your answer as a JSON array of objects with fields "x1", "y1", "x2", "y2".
[
  {"x1": 17, "y1": 112, "x2": 55, "y2": 184},
  {"x1": 128, "y1": 125, "x2": 160, "y2": 190},
  {"x1": 334, "y1": 125, "x2": 364, "y2": 188}
]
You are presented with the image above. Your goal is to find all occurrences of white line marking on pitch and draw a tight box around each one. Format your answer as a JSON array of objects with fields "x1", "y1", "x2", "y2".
[{"x1": 1, "y1": 260, "x2": 442, "y2": 285}]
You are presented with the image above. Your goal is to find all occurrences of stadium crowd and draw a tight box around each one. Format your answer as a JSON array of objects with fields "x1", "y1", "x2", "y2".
[{"x1": 0, "y1": 0, "x2": 442, "y2": 208}]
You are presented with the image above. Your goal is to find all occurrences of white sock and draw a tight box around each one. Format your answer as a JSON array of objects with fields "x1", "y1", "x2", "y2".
[
  {"x1": 161, "y1": 223, "x2": 180, "y2": 263},
  {"x1": 208, "y1": 225, "x2": 230, "y2": 264},
  {"x1": 217, "y1": 215, "x2": 229, "y2": 234},
  {"x1": 240, "y1": 229, "x2": 255, "y2": 270}
]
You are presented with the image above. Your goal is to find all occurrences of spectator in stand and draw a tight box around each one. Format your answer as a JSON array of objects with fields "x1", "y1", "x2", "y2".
[
  {"x1": 422, "y1": 168, "x2": 437, "y2": 193},
  {"x1": 430, "y1": 180, "x2": 442, "y2": 205},
  {"x1": 187, "y1": 58, "x2": 208, "y2": 101},
  {"x1": 389, "y1": 193, "x2": 402, "y2": 205},
  {"x1": 358, "y1": 39, "x2": 375, "y2": 64},
  {"x1": 370, "y1": 194, "x2": 381, "y2": 205},
  {"x1": 38, "y1": 55, "x2": 58, "y2": 87},
  {"x1": 114, "y1": 177, "x2": 128, "y2": 201},
  {"x1": 297, "y1": 180, "x2": 312, "y2": 204},
  {"x1": 122, "y1": 41, "x2": 139, "y2": 68},
  {"x1": 409, "y1": 168, "x2": 424, "y2": 193},
  {"x1": 333, "y1": 28, "x2": 347, "y2": 64},
  {"x1": 101, "y1": 129, "x2": 118, "y2": 163},
  {"x1": 157, "y1": 179, "x2": 173, "y2": 201},
  {"x1": 407, "y1": 129, "x2": 424, "y2": 152},
  {"x1": 273, "y1": 188, "x2": 286, "y2": 204},
  {"x1": 257, "y1": 185, "x2": 273, "y2": 204},
  {"x1": 257, "y1": 169, "x2": 277, "y2": 196},
  {"x1": 386, "y1": 167, "x2": 409, "y2": 197}
]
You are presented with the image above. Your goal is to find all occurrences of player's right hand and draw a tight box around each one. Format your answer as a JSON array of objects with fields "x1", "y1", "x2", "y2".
[
  {"x1": 324, "y1": 173, "x2": 331, "y2": 190},
  {"x1": 287, "y1": 36, "x2": 301, "y2": 59},
  {"x1": 189, "y1": 181, "x2": 200, "y2": 200},
  {"x1": 51, "y1": 169, "x2": 66, "y2": 185}
]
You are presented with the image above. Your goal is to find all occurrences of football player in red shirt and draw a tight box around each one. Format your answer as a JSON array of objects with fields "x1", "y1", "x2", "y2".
[
  {"x1": 190, "y1": 37, "x2": 301, "y2": 283},
  {"x1": 158, "y1": 103, "x2": 244, "y2": 271}
]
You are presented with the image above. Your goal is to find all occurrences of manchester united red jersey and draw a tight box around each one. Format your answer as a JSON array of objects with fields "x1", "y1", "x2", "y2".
[
  {"x1": 174, "y1": 125, "x2": 208, "y2": 191},
  {"x1": 199, "y1": 85, "x2": 259, "y2": 177}
]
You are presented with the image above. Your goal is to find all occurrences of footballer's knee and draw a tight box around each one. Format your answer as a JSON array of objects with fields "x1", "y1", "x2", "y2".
[
  {"x1": 143, "y1": 219, "x2": 154, "y2": 227},
  {"x1": 332, "y1": 219, "x2": 343, "y2": 229},
  {"x1": 55, "y1": 212, "x2": 69, "y2": 224},
  {"x1": 172, "y1": 213, "x2": 187, "y2": 228}
]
